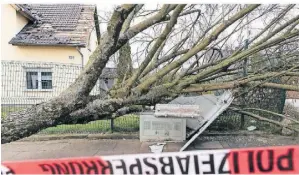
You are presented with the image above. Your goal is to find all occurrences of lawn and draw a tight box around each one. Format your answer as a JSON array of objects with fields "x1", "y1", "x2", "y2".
[
  {"x1": 38, "y1": 114, "x2": 140, "y2": 134},
  {"x1": 1, "y1": 105, "x2": 140, "y2": 134},
  {"x1": 1, "y1": 106, "x2": 25, "y2": 119}
]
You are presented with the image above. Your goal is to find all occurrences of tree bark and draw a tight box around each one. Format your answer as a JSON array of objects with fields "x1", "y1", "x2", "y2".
[
  {"x1": 1, "y1": 5, "x2": 137, "y2": 144},
  {"x1": 2, "y1": 4, "x2": 298, "y2": 144},
  {"x1": 229, "y1": 107, "x2": 299, "y2": 132},
  {"x1": 2, "y1": 4, "x2": 179, "y2": 143}
]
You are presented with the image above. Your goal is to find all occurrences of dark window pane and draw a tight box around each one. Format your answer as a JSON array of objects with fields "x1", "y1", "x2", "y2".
[
  {"x1": 41, "y1": 80, "x2": 52, "y2": 89},
  {"x1": 26, "y1": 72, "x2": 38, "y2": 89},
  {"x1": 41, "y1": 72, "x2": 52, "y2": 89},
  {"x1": 41, "y1": 72, "x2": 52, "y2": 76}
]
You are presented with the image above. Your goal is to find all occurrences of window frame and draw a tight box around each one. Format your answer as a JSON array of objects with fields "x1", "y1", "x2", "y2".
[{"x1": 24, "y1": 68, "x2": 53, "y2": 91}]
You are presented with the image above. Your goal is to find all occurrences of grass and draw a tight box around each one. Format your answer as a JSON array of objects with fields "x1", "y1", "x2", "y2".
[
  {"x1": 38, "y1": 114, "x2": 140, "y2": 135},
  {"x1": 1, "y1": 105, "x2": 140, "y2": 134},
  {"x1": 3, "y1": 104, "x2": 297, "y2": 135},
  {"x1": 1, "y1": 106, "x2": 25, "y2": 119}
]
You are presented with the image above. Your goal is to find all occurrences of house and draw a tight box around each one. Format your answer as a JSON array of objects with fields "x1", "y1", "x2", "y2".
[{"x1": 1, "y1": 4, "x2": 116, "y2": 106}]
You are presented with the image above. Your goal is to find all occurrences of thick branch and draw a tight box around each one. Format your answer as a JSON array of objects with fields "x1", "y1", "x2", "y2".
[
  {"x1": 121, "y1": 5, "x2": 144, "y2": 33},
  {"x1": 124, "y1": 5, "x2": 186, "y2": 94},
  {"x1": 135, "y1": 5, "x2": 260, "y2": 94},
  {"x1": 183, "y1": 81, "x2": 299, "y2": 93},
  {"x1": 229, "y1": 107, "x2": 299, "y2": 132},
  {"x1": 183, "y1": 69, "x2": 299, "y2": 93},
  {"x1": 70, "y1": 85, "x2": 176, "y2": 120},
  {"x1": 254, "y1": 14, "x2": 299, "y2": 46},
  {"x1": 1, "y1": 4, "x2": 137, "y2": 144},
  {"x1": 116, "y1": 5, "x2": 177, "y2": 49},
  {"x1": 113, "y1": 105, "x2": 144, "y2": 118},
  {"x1": 243, "y1": 108, "x2": 299, "y2": 124},
  {"x1": 177, "y1": 30, "x2": 299, "y2": 90}
]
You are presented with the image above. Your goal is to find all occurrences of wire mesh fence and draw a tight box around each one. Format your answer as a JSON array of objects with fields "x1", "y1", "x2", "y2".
[
  {"x1": 1, "y1": 60, "x2": 287, "y2": 135},
  {"x1": 1, "y1": 60, "x2": 139, "y2": 135}
]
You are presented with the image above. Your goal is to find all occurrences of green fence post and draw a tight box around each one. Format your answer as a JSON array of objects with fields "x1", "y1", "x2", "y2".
[
  {"x1": 240, "y1": 39, "x2": 249, "y2": 129},
  {"x1": 110, "y1": 118, "x2": 114, "y2": 133}
]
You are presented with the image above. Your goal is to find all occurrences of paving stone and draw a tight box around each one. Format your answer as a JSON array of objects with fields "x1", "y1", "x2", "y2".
[
  {"x1": 139, "y1": 142, "x2": 157, "y2": 153},
  {"x1": 164, "y1": 142, "x2": 184, "y2": 152},
  {"x1": 193, "y1": 141, "x2": 224, "y2": 150},
  {"x1": 184, "y1": 142, "x2": 195, "y2": 151},
  {"x1": 220, "y1": 141, "x2": 231, "y2": 149},
  {"x1": 114, "y1": 140, "x2": 141, "y2": 154},
  {"x1": 95, "y1": 150, "x2": 123, "y2": 156},
  {"x1": 64, "y1": 139, "x2": 117, "y2": 152},
  {"x1": 1, "y1": 151, "x2": 20, "y2": 161},
  {"x1": 3, "y1": 135, "x2": 297, "y2": 161},
  {"x1": 2, "y1": 142, "x2": 69, "y2": 152},
  {"x1": 7, "y1": 149, "x2": 97, "y2": 161}
]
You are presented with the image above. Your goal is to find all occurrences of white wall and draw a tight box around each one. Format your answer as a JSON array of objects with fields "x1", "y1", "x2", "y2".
[
  {"x1": 1, "y1": 60, "x2": 101, "y2": 105},
  {"x1": 285, "y1": 99, "x2": 299, "y2": 108}
]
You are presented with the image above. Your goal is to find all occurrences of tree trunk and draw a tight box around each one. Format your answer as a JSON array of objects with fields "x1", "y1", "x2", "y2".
[
  {"x1": 1, "y1": 5, "x2": 136, "y2": 144},
  {"x1": 2, "y1": 4, "x2": 298, "y2": 144}
]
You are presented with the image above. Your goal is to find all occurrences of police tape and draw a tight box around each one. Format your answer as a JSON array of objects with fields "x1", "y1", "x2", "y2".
[{"x1": 1, "y1": 145, "x2": 298, "y2": 174}]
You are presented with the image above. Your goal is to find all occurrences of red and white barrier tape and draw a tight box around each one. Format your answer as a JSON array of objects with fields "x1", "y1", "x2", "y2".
[{"x1": 2, "y1": 145, "x2": 299, "y2": 174}]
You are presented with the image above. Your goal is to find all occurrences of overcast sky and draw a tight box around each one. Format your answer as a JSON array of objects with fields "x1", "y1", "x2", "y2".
[
  {"x1": 94, "y1": 4, "x2": 298, "y2": 68},
  {"x1": 95, "y1": 4, "x2": 160, "y2": 67}
]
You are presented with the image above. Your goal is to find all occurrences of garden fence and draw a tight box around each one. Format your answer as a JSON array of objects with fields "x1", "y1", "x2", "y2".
[{"x1": 1, "y1": 60, "x2": 287, "y2": 135}]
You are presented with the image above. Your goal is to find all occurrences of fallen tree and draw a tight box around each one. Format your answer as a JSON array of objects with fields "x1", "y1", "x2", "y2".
[
  {"x1": 229, "y1": 107, "x2": 299, "y2": 133},
  {"x1": 2, "y1": 4, "x2": 299, "y2": 143}
]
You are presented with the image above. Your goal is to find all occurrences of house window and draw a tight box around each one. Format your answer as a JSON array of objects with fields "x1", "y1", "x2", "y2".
[
  {"x1": 41, "y1": 72, "x2": 52, "y2": 89},
  {"x1": 26, "y1": 69, "x2": 52, "y2": 90},
  {"x1": 26, "y1": 72, "x2": 38, "y2": 89}
]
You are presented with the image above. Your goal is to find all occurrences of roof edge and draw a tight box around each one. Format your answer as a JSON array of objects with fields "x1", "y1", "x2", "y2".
[
  {"x1": 11, "y1": 4, "x2": 37, "y2": 22},
  {"x1": 9, "y1": 41, "x2": 86, "y2": 47}
]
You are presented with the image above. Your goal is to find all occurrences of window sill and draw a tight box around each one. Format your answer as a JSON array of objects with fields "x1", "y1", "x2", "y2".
[{"x1": 24, "y1": 89, "x2": 53, "y2": 92}]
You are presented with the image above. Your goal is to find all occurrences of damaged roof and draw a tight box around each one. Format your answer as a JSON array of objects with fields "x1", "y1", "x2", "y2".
[{"x1": 9, "y1": 4, "x2": 96, "y2": 47}]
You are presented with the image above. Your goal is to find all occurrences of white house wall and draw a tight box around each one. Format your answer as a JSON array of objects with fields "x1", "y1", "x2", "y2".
[{"x1": 1, "y1": 60, "x2": 101, "y2": 105}]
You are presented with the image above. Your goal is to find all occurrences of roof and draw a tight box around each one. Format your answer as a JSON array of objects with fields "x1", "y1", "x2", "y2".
[
  {"x1": 12, "y1": 4, "x2": 40, "y2": 22},
  {"x1": 287, "y1": 91, "x2": 299, "y2": 99},
  {"x1": 9, "y1": 4, "x2": 96, "y2": 47}
]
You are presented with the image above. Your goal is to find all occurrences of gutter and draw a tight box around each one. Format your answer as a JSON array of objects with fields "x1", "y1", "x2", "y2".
[
  {"x1": 9, "y1": 40, "x2": 86, "y2": 47},
  {"x1": 76, "y1": 47, "x2": 84, "y2": 68}
]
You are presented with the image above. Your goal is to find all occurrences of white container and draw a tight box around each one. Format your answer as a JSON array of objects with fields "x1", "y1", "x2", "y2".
[{"x1": 139, "y1": 111, "x2": 186, "y2": 142}]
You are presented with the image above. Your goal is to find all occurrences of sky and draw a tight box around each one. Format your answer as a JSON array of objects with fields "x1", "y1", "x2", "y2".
[
  {"x1": 94, "y1": 4, "x2": 261, "y2": 68},
  {"x1": 95, "y1": 4, "x2": 162, "y2": 67}
]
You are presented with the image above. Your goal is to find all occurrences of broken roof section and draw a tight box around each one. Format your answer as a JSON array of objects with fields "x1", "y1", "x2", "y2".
[
  {"x1": 155, "y1": 104, "x2": 203, "y2": 119},
  {"x1": 168, "y1": 92, "x2": 231, "y2": 130},
  {"x1": 9, "y1": 4, "x2": 97, "y2": 47}
]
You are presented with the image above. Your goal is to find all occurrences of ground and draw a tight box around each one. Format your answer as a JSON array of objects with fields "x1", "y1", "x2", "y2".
[{"x1": 2, "y1": 134, "x2": 298, "y2": 161}]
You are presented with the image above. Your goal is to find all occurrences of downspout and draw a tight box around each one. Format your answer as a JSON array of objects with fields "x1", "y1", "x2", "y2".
[
  {"x1": 94, "y1": 6, "x2": 101, "y2": 45},
  {"x1": 76, "y1": 47, "x2": 84, "y2": 69}
]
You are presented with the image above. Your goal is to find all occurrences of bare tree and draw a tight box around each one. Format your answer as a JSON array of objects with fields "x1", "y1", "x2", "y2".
[{"x1": 2, "y1": 4, "x2": 299, "y2": 143}]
